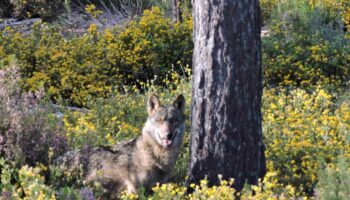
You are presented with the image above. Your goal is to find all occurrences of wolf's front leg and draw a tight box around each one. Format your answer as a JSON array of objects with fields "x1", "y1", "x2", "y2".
[{"x1": 124, "y1": 180, "x2": 137, "y2": 194}]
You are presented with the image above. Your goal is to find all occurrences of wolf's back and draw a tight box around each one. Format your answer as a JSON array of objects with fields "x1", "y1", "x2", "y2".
[
  {"x1": 55, "y1": 138, "x2": 138, "y2": 175},
  {"x1": 54, "y1": 149, "x2": 83, "y2": 172}
]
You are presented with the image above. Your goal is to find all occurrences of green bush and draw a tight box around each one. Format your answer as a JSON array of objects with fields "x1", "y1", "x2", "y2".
[
  {"x1": 1, "y1": 64, "x2": 349, "y2": 198},
  {"x1": 2, "y1": 3, "x2": 349, "y2": 106},
  {"x1": 315, "y1": 155, "x2": 350, "y2": 200},
  {"x1": 113, "y1": 7, "x2": 193, "y2": 85},
  {"x1": 260, "y1": 0, "x2": 278, "y2": 24},
  {"x1": 260, "y1": 0, "x2": 350, "y2": 27},
  {"x1": 0, "y1": 64, "x2": 67, "y2": 167},
  {"x1": 69, "y1": 0, "x2": 152, "y2": 14},
  {"x1": 263, "y1": 87, "x2": 350, "y2": 195},
  {"x1": 62, "y1": 68, "x2": 192, "y2": 148},
  {"x1": 262, "y1": 0, "x2": 350, "y2": 87},
  {"x1": 9, "y1": 0, "x2": 65, "y2": 20},
  {"x1": 0, "y1": 0, "x2": 13, "y2": 18},
  {"x1": 61, "y1": 70, "x2": 350, "y2": 197},
  {"x1": 0, "y1": 7, "x2": 193, "y2": 106}
]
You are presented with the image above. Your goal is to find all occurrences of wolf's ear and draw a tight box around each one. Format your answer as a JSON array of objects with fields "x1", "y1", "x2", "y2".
[
  {"x1": 173, "y1": 95, "x2": 185, "y2": 113},
  {"x1": 147, "y1": 94, "x2": 161, "y2": 115}
]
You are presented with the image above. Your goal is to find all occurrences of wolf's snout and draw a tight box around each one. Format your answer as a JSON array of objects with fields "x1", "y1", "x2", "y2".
[{"x1": 166, "y1": 133, "x2": 173, "y2": 140}]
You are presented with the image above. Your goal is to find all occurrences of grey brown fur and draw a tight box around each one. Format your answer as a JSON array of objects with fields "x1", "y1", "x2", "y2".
[{"x1": 56, "y1": 94, "x2": 186, "y2": 199}]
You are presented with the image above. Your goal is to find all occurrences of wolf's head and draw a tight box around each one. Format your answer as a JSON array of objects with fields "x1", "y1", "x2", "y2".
[{"x1": 142, "y1": 94, "x2": 185, "y2": 148}]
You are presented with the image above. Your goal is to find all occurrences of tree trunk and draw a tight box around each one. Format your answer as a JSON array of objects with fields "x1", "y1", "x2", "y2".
[
  {"x1": 188, "y1": 0, "x2": 266, "y2": 190},
  {"x1": 172, "y1": 0, "x2": 182, "y2": 23}
]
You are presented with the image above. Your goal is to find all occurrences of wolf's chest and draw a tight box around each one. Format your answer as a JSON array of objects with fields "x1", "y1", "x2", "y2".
[{"x1": 134, "y1": 148, "x2": 177, "y2": 183}]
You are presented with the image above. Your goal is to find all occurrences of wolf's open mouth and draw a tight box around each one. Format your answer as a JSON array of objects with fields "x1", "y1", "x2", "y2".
[
  {"x1": 156, "y1": 130, "x2": 173, "y2": 147},
  {"x1": 163, "y1": 139, "x2": 172, "y2": 146}
]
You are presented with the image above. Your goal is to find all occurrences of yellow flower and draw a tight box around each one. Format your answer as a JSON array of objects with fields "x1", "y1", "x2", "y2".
[{"x1": 88, "y1": 24, "x2": 98, "y2": 34}]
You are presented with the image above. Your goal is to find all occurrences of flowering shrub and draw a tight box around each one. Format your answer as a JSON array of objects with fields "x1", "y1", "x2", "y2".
[
  {"x1": 2, "y1": 4, "x2": 349, "y2": 105},
  {"x1": 16, "y1": 165, "x2": 56, "y2": 200},
  {"x1": 9, "y1": 0, "x2": 64, "y2": 20},
  {"x1": 120, "y1": 173, "x2": 301, "y2": 200},
  {"x1": 0, "y1": 7, "x2": 192, "y2": 106},
  {"x1": 1, "y1": 66, "x2": 349, "y2": 198},
  {"x1": 63, "y1": 94, "x2": 145, "y2": 148},
  {"x1": 63, "y1": 68, "x2": 192, "y2": 148},
  {"x1": 84, "y1": 4, "x2": 103, "y2": 18},
  {"x1": 0, "y1": 158, "x2": 18, "y2": 197},
  {"x1": 260, "y1": 0, "x2": 350, "y2": 26},
  {"x1": 114, "y1": 7, "x2": 193, "y2": 85},
  {"x1": 260, "y1": 0, "x2": 278, "y2": 24},
  {"x1": 61, "y1": 72, "x2": 350, "y2": 198},
  {"x1": 263, "y1": 87, "x2": 350, "y2": 195},
  {"x1": 1, "y1": 2, "x2": 350, "y2": 199},
  {"x1": 0, "y1": 162, "x2": 56, "y2": 200},
  {"x1": 262, "y1": 0, "x2": 350, "y2": 87},
  {"x1": 310, "y1": 0, "x2": 350, "y2": 28},
  {"x1": 0, "y1": 64, "x2": 67, "y2": 167}
]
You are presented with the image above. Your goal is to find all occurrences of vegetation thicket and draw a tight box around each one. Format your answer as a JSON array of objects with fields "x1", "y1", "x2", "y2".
[
  {"x1": 1, "y1": 0, "x2": 350, "y2": 199},
  {"x1": 1, "y1": 7, "x2": 193, "y2": 106}
]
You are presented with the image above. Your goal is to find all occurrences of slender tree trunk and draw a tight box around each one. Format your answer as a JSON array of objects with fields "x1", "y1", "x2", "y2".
[
  {"x1": 172, "y1": 0, "x2": 182, "y2": 23},
  {"x1": 188, "y1": 0, "x2": 266, "y2": 190}
]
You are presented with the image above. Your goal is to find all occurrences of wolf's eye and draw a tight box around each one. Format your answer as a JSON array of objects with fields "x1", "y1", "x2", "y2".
[{"x1": 156, "y1": 119, "x2": 163, "y2": 123}]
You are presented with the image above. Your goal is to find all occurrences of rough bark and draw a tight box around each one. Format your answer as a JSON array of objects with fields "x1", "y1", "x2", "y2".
[{"x1": 188, "y1": 0, "x2": 266, "y2": 190}]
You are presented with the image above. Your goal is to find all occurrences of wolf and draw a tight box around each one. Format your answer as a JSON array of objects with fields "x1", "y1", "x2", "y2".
[{"x1": 55, "y1": 94, "x2": 186, "y2": 199}]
